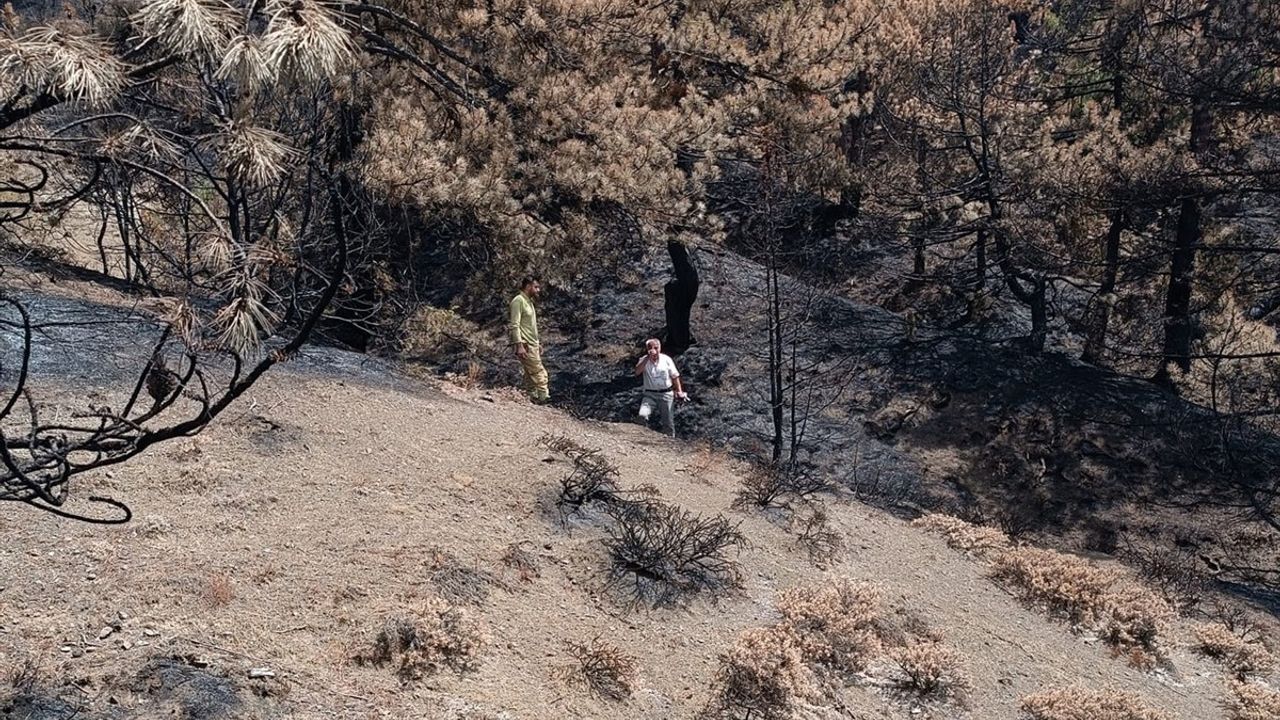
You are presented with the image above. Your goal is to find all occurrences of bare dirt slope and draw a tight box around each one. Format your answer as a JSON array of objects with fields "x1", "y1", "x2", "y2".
[{"x1": 0, "y1": 366, "x2": 1247, "y2": 719}]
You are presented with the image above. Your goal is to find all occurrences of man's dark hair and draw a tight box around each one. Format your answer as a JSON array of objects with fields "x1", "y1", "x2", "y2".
[{"x1": 521, "y1": 276, "x2": 540, "y2": 289}]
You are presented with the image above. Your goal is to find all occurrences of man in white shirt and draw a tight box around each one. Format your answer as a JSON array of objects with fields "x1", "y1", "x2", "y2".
[{"x1": 634, "y1": 338, "x2": 688, "y2": 437}]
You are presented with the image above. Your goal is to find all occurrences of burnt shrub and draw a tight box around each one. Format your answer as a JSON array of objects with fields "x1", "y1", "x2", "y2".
[{"x1": 605, "y1": 500, "x2": 745, "y2": 607}]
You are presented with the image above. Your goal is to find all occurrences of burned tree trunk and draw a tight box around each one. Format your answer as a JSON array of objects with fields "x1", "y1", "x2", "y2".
[
  {"x1": 662, "y1": 241, "x2": 699, "y2": 355},
  {"x1": 1082, "y1": 210, "x2": 1124, "y2": 364}
]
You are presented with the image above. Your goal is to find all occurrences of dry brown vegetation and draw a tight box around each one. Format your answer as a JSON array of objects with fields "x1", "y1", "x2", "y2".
[
  {"x1": 890, "y1": 639, "x2": 969, "y2": 699},
  {"x1": 990, "y1": 547, "x2": 1173, "y2": 664},
  {"x1": 358, "y1": 597, "x2": 488, "y2": 682},
  {"x1": 912, "y1": 513, "x2": 1010, "y2": 558},
  {"x1": 1195, "y1": 624, "x2": 1276, "y2": 679},
  {"x1": 557, "y1": 637, "x2": 639, "y2": 702},
  {"x1": 202, "y1": 573, "x2": 235, "y2": 608},
  {"x1": 1225, "y1": 679, "x2": 1280, "y2": 720},
  {"x1": 1020, "y1": 686, "x2": 1174, "y2": 720},
  {"x1": 917, "y1": 515, "x2": 1177, "y2": 667},
  {"x1": 774, "y1": 578, "x2": 883, "y2": 676},
  {"x1": 702, "y1": 577, "x2": 971, "y2": 718},
  {"x1": 701, "y1": 625, "x2": 817, "y2": 720}
]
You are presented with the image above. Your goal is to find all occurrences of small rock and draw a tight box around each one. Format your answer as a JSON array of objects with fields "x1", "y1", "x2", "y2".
[
  {"x1": 98, "y1": 626, "x2": 114, "y2": 640},
  {"x1": 59, "y1": 645, "x2": 73, "y2": 653},
  {"x1": 247, "y1": 667, "x2": 275, "y2": 679},
  {"x1": 143, "y1": 628, "x2": 160, "y2": 637},
  {"x1": 70, "y1": 648, "x2": 84, "y2": 658},
  {"x1": 118, "y1": 610, "x2": 129, "y2": 621},
  {"x1": 120, "y1": 641, "x2": 132, "y2": 650}
]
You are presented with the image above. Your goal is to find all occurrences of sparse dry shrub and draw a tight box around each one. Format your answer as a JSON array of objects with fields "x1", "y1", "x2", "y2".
[
  {"x1": 1121, "y1": 543, "x2": 1208, "y2": 613},
  {"x1": 500, "y1": 541, "x2": 541, "y2": 583},
  {"x1": 557, "y1": 448, "x2": 623, "y2": 516},
  {"x1": 992, "y1": 547, "x2": 1172, "y2": 661},
  {"x1": 1196, "y1": 624, "x2": 1276, "y2": 679},
  {"x1": 701, "y1": 625, "x2": 816, "y2": 720},
  {"x1": 1099, "y1": 585, "x2": 1175, "y2": 666},
  {"x1": 912, "y1": 513, "x2": 1010, "y2": 557},
  {"x1": 423, "y1": 547, "x2": 496, "y2": 607},
  {"x1": 204, "y1": 574, "x2": 235, "y2": 608},
  {"x1": 775, "y1": 577, "x2": 883, "y2": 674},
  {"x1": 361, "y1": 597, "x2": 487, "y2": 681},
  {"x1": 401, "y1": 306, "x2": 481, "y2": 363},
  {"x1": 792, "y1": 505, "x2": 844, "y2": 567},
  {"x1": 605, "y1": 500, "x2": 744, "y2": 607},
  {"x1": 538, "y1": 432, "x2": 591, "y2": 458},
  {"x1": 890, "y1": 640, "x2": 969, "y2": 698},
  {"x1": 559, "y1": 637, "x2": 638, "y2": 701},
  {"x1": 733, "y1": 461, "x2": 834, "y2": 510},
  {"x1": 1225, "y1": 679, "x2": 1280, "y2": 720},
  {"x1": 1020, "y1": 686, "x2": 1173, "y2": 720}
]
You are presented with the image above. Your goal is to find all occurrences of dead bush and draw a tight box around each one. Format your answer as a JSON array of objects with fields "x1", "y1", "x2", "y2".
[
  {"x1": 401, "y1": 307, "x2": 481, "y2": 364},
  {"x1": 538, "y1": 432, "x2": 592, "y2": 457},
  {"x1": 733, "y1": 461, "x2": 834, "y2": 510},
  {"x1": 423, "y1": 547, "x2": 497, "y2": 607},
  {"x1": 890, "y1": 640, "x2": 969, "y2": 699},
  {"x1": 1196, "y1": 624, "x2": 1276, "y2": 679},
  {"x1": 605, "y1": 500, "x2": 744, "y2": 607},
  {"x1": 500, "y1": 541, "x2": 541, "y2": 583},
  {"x1": 992, "y1": 547, "x2": 1172, "y2": 662},
  {"x1": 1020, "y1": 686, "x2": 1173, "y2": 720},
  {"x1": 775, "y1": 578, "x2": 883, "y2": 674},
  {"x1": 912, "y1": 513, "x2": 1010, "y2": 558},
  {"x1": 558, "y1": 637, "x2": 638, "y2": 701},
  {"x1": 1121, "y1": 542, "x2": 1208, "y2": 613},
  {"x1": 1225, "y1": 679, "x2": 1280, "y2": 720},
  {"x1": 700, "y1": 625, "x2": 816, "y2": 720},
  {"x1": 557, "y1": 449, "x2": 624, "y2": 516},
  {"x1": 360, "y1": 597, "x2": 488, "y2": 681},
  {"x1": 792, "y1": 505, "x2": 844, "y2": 567},
  {"x1": 1, "y1": 659, "x2": 81, "y2": 718}
]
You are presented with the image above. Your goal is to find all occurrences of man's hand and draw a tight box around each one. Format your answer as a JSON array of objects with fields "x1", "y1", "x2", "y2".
[
  {"x1": 516, "y1": 343, "x2": 528, "y2": 359},
  {"x1": 676, "y1": 391, "x2": 689, "y2": 402}
]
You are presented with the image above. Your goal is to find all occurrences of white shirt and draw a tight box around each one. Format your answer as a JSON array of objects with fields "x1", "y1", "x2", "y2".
[{"x1": 640, "y1": 353, "x2": 680, "y2": 392}]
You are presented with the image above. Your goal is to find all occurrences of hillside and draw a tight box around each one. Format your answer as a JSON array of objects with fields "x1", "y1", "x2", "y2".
[{"x1": 0, "y1": 339, "x2": 1269, "y2": 719}]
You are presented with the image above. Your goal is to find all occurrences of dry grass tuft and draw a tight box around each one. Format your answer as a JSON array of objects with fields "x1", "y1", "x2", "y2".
[
  {"x1": 912, "y1": 513, "x2": 1010, "y2": 557},
  {"x1": 203, "y1": 573, "x2": 235, "y2": 608},
  {"x1": 1020, "y1": 686, "x2": 1173, "y2": 720},
  {"x1": 700, "y1": 625, "x2": 816, "y2": 720},
  {"x1": 775, "y1": 577, "x2": 883, "y2": 675},
  {"x1": 360, "y1": 597, "x2": 488, "y2": 682},
  {"x1": 991, "y1": 547, "x2": 1172, "y2": 664},
  {"x1": 423, "y1": 547, "x2": 497, "y2": 607},
  {"x1": 1195, "y1": 624, "x2": 1276, "y2": 679},
  {"x1": 1225, "y1": 679, "x2": 1280, "y2": 720},
  {"x1": 500, "y1": 541, "x2": 541, "y2": 584},
  {"x1": 558, "y1": 637, "x2": 638, "y2": 701},
  {"x1": 890, "y1": 639, "x2": 969, "y2": 698}
]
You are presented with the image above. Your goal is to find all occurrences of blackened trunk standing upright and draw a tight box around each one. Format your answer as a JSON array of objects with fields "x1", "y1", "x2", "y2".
[{"x1": 662, "y1": 241, "x2": 699, "y2": 355}]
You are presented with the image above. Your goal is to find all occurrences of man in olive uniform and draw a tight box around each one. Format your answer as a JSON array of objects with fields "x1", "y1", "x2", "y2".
[{"x1": 508, "y1": 276, "x2": 549, "y2": 403}]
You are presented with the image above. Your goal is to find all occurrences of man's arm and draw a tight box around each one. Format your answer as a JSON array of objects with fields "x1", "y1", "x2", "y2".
[
  {"x1": 508, "y1": 298, "x2": 527, "y2": 357},
  {"x1": 634, "y1": 356, "x2": 648, "y2": 376},
  {"x1": 670, "y1": 359, "x2": 686, "y2": 397}
]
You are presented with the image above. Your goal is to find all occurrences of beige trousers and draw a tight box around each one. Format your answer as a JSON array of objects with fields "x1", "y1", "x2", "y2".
[{"x1": 519, "y1": 345, "x2": 549, "y2": 401}]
